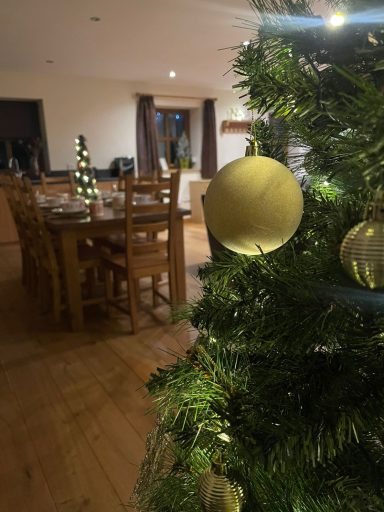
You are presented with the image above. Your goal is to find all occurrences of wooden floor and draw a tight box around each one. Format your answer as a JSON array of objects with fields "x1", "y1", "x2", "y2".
[{"x1": 0, "y1": 221, "x2": 210, "y2": 512}]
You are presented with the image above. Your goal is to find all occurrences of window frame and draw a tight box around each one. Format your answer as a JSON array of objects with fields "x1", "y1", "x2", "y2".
[{"x1": 156, "y1": 108, "x2": 190, "y2": 168}]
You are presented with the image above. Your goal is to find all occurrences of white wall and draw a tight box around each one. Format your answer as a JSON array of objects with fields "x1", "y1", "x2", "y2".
[
  {"x1": 0, "y1": 70, "x2": 248, "y2": 173},
  {"x1": 215, "y1": 90, "x2": 249, "y2": 168}
]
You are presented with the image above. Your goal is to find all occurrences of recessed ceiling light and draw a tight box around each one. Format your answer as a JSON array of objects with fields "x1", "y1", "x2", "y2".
[
  {"x1": 90, "y1": 16, "x2": 101, "y2": 22},
  {"x1": 169, "y1": 70, "x2": 176, "y2": 78},
  {"x1": 45, "y1": 59, "x2": 54, "y2": 64}
]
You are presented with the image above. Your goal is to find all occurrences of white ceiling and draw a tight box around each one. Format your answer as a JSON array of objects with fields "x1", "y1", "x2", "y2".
[{"x1": 0, "y1": 0, "x2": 261, "y2": 90}]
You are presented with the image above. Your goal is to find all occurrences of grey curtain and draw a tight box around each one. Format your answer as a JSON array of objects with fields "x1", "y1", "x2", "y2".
[
  {"x1": 136, "y1": 95, "x2": 160, "y2": 179},
  {"x1": 201, "y1": 99, "x2": 217, "y2": 179}
]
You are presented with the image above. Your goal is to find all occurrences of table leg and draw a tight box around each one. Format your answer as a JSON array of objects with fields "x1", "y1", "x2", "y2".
[
  {"x1": 59, "y1": 231, "x2": 84, "y2": 330},
  {"x1": 173, "y1": 217, "x2": 186, "y2": 303}
]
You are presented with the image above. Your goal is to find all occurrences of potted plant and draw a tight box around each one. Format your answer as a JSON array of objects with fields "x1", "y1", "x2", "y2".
[{"x1": 176, "y1": 131, "x2": 191, "y2": 169}]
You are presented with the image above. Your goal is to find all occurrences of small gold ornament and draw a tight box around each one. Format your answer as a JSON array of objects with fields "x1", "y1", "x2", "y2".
[
  {"x1": 203, "y1": 142, "x2": 303, "y2": 255},
  {"x1": 198, "y1": 458, "x2": 244, "y2": 512},
  {"x1": 340, "y1": 191, "x2": 384, "y2": 289}
]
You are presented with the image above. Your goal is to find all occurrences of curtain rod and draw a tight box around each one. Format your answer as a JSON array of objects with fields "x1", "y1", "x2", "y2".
[{"x1": 136, "y1": 93, "x2": 217, "y2": 101}]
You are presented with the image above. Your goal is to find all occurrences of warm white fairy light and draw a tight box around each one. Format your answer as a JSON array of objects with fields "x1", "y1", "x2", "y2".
[{"x1": 329, "y1": 12, "x2": 345, "y2": 27}]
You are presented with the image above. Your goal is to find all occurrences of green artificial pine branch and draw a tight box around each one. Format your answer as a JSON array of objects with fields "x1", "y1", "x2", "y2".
[{"x1": 135, "y1": 1, "x2": 384, "y2": 510}]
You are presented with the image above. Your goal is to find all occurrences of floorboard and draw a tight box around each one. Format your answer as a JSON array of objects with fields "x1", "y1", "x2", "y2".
[
  {"x1": 0, "y1": 220, "x2": 210, "y2": 511},
  {"x1": 0, "y1": 365, "x2": 58, "y2": 512}
]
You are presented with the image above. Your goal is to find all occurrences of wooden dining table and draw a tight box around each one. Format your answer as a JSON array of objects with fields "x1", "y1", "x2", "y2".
[{"x1": 45, "y1": 206, "x2": 190, "y2": 331}]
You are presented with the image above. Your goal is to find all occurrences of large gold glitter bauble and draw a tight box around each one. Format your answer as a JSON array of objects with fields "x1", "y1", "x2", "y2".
[
  {"x1": 340, "y1": 191, "x2": 384, "y2": 289},
  {"x1": 204, "y1": 155, "x2": 303, "y2": 255},
  {"x1": 199, "y1": 461, "x2": 244, "y2": 512}
]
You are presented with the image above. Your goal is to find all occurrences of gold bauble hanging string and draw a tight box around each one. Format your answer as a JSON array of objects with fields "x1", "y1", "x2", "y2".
[{"x1": 245, "y1": 110, "x2": 259, "y2": 156}]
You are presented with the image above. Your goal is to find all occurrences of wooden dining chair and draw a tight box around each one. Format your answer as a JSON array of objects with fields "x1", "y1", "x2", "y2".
[
  {"x1": 16, "y1": 177, "x2": 104, "y2": 322},
  {"x1": 40, "y1": 171, "x2": 76, "y2": 196},
  {"x1": 0, "y1": 173, "x2": 37, "y2": 290},
  {"x1": 102, "y1": 171, "x2": 180, "y2": 333},
  {"x1": 117, "y1": 171, "x2": 159, "y2": 191}
]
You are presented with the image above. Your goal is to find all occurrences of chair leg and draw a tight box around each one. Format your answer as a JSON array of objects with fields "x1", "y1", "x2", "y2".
[
  {"x1": 27, "y1": 256, "x2": 38, "y2": 297},
  {"x1": 38, "y1": 266, "x2": 49, "y2": 313},
  {"x1": 104, "y1": 267, "x2": 114, "y2": 317},
  {"x1": 25, "y1": 252, "x2": 33, "y2": 292},
  {"x1": 169, "y1": 269, "x2": 178, "y2": 307},
  {"x1": 128, "y1": 277, "x2": 139, "y2": 334},
  {"x1": 21, "y1": 249, "x2": 27, "y2": 286},
  {"x1": 152, "y1": 274, "x2": 161, "y2": 307},
  {"x1": 51, "y1": 273, "x2": 62, "y2": 323}
]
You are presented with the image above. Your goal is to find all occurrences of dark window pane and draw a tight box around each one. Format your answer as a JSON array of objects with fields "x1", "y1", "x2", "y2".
[
  {"x1": 156, "y1": 112, "x2": 165, "y2": 137},
  {"x1": 155, "y1": 109, "x2": 189, "y2": 168},
  {"x1": 158, "y1": 141, "x2": 166, "y2": 158},
  {"x1": 170, "y1": 140, "x2": 177, "y2": 166},
  {"x1": 168, "y1": 113, "x2": 177, "y2": 138},
  {"x1": 175, "y1": 113, "x2": 185, "y2": 137},
  {"x1": 168, "y1": 113, "x2": 186, "y2": 138}
]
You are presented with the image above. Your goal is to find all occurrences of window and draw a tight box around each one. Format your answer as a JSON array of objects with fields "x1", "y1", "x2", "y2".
[{"x1": 156, "y1": 109, "x2": 190, "y2": 168}]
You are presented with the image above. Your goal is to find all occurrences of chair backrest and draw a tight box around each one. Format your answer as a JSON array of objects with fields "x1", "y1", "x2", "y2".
[
  {"x1": 117, "y1": 172, "x2": 157, "y2": 192},
  {"x1": 0, "y1": 173, "x2": 17, "y2": 219},
  {"x1": 40, "y1": 172, "x2": 75, "y2": 196},
  {"x1": 123, "y1": 171, "x2": 180, "y2": 269},
  {"x1": 1, "y1": 173, "x2": 28, "y2": 246},
  {"x1": 15, "y1": 176, "x2": 59, "y2": 271}
]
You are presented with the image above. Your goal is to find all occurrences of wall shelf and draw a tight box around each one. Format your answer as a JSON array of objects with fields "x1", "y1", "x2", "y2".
[{"x1": 221, "y1": 120, "x2": 250, "y2": 134}]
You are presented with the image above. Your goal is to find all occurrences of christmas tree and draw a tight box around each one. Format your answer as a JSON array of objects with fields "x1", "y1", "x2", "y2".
[
  {"x1": 74, "y1": 134, "x2": 99, "y2": 203},
  {"x1": 135, "y1": 1, "x2": 384, "y2": 510}
]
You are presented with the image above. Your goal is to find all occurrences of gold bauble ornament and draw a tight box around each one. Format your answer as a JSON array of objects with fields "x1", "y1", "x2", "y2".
[
  {"x1": 340, "y1": 191, "x2": 384, "y2": 289},
  {"x1": 198, "y1": 459, "x2": 244, "y2": 512},
  {"x1": 204, "y1": 146, "x2": 303, "y2": 255}
]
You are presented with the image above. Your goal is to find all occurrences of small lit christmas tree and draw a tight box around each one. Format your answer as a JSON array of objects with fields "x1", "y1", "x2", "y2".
[{"x1": 74, "y1": 134, "x2": 99, "y2": 203}]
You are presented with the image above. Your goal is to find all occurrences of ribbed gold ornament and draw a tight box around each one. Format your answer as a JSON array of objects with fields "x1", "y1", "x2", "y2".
[
  {"x1": 198, "y1": 460, "x2": 244, "y2": 512},
  {"x1": 340, "y1": 191, "x2": 384, "y2": 289}
]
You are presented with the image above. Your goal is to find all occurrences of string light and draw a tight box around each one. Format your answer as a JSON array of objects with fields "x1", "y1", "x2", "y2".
[{"x1": 329, "y1": 12, "x2": 345, "y2": 27}]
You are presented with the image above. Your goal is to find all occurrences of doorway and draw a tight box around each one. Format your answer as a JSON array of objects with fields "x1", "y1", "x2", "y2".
[{"x1": 0, "y1": 99, "x2": 50, "y2": 175}]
